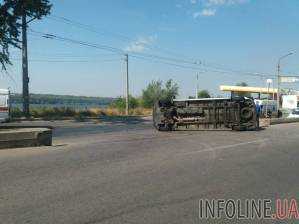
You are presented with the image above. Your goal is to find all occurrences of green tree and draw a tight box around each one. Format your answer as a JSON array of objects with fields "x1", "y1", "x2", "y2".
[
  {"x1": 110, "y1": 95, "x2": 139, "y2": 110},
  {"x1": 141, "y1": 79, "x2": 179, "y2": 108},
  {"x1": 197, "y1": 90, "x2": 211, "y2": 98},
  {"x1": 141, "y1": 80, "x2": 163, "y2": 108},
  {"x1": 0, "y1": 0, "x2": 52, "y2": 69},
  {"x1": 163, "y1": 79, "x2": 179, "y2": 101},
  {"x1": 236, "y1": 82, "x2": 248, "y2": 87},
  {"x1": 235, "y1": 82, "x2": 251, "y2": 97}
]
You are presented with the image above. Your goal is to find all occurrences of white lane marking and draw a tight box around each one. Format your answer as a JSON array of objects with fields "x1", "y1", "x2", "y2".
[{"x1": 180, "y1": 138, "x2": 269, "y2": 156}]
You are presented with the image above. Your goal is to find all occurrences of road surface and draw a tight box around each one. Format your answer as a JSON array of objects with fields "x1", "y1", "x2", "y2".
[{"x1": 0, "y1": 117, "x2": 298, "y2": 223}]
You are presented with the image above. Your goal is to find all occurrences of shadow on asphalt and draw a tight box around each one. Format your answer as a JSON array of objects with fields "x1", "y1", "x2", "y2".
[
  {"x1": 54, "y1": 116, "x2": 153, "y2": 139},
  {"x1": 98, "y1": 116, "x2": 149, "y2": 124}
]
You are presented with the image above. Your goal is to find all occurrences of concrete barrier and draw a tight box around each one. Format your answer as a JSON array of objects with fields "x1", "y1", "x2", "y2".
[
  {"x1": 0, "y1": 128, "x2": 52, "y2": 149},
  {"x1": 270, "y1": 118, "x2": 299, "y2": 125}
]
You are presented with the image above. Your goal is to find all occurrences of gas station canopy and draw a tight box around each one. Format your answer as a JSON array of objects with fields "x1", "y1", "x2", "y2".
[{"x1": 220, "y1": 85, "x2": 278, "y2": 94}]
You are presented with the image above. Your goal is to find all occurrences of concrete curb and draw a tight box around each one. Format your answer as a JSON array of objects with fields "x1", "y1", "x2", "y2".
[
  {"x1": 0, "y1": 124, "x2": 54, "y2": 129},
  {"x1": 0, "y1": 128, "x2": 52, "y2": 149},
  {"x1": 270, "y1": 118, "x2": 299, "y2": 125}
]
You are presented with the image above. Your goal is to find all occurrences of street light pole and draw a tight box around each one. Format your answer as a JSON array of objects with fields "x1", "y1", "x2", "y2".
[
  {"x1": 276, "y1": 52, "x2": 294, "y2": 115},
  {"x1": 125, "y1": 54, "x2": 129, "y2": 116}
]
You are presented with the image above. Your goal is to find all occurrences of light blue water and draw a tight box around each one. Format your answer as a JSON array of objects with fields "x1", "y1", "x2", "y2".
[{"x1": 11, "y1": 103, "x2": 108, "y2": 110}]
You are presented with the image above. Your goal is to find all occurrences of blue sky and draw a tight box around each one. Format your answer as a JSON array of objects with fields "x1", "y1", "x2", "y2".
[{"x1": 2, "y1": 0, "x2": 299, "y2": 98}]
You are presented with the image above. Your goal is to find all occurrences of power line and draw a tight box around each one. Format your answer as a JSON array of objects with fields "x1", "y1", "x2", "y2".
[
  {"x1": 48, "y1": 15, "x2": 132, "y2": 42},
  {"x1": 30, "y1": 28, "x2": 200, "y2": 66},
  {"x1": 47, "y1": 15, "x2": 194, "y2": 59},
  {"x1": 130, "y1": 55, "x2": 273, "y2": 78},
  {"x1": 48, "y1": 15, "x2": 273, "y2": 77},
  {"x1": 130, "y1": 54, "x2": 205, "y2": 71},
  {"x1": 11, "y1": 58, "x2": 120, "y2": 63},
  {"x1": 131, "y1": 52, "x2": 200, "y2": 66},
  {"x1": 131, "y1": 52, "x2": 272, "y2": 77},
  {"x1": 29, "y1": 29, "x2": 200, "y2": 65},
  {"x1": 1, "y1": 69, "x2": 18, "y2": 92},
  {"x1": 29, "y1": 29, "x2": 272, "y2": 78},
  {"x1": 24, "y1": 51, "x2": 119, "y2": 58},
  {"x1": 280, "y1": 70, "x2": 299, "y2": 77},
  {"x1": 201, "y1": 60, "x2": 271, "y2": 78},
  {"x1": 131, "y1": 51, "x2": 272, "y2": 77},
  {"x1": 30, "y1": 31, "x2": 199, "y2": 66},
  {"x1": 29, "y1": 29, "x2": 124, "y2": 55}
]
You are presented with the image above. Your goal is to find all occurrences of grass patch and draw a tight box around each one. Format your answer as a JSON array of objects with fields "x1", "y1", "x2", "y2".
[{"x1": 10, "y1": 106, "x2": 152, "y2": 120}]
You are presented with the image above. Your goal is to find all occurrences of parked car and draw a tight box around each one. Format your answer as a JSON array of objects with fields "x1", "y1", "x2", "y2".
[{"x1": 288, "y1": 108, "x2": 299, "y2": 118}]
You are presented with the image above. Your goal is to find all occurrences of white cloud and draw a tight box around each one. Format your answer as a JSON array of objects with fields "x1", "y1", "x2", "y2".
[
  {"x1": 125, "y1": 36, "x2": 157, "y2": 53},
  {"x1": 194, "y1": 8, "x2": 216, "y2": 18},
  {"x1": 192, "y1": 0, "x2": 248, "y2": 19},
  {"x1": 190, "y1": 0, "x2": 197, "y2": 4},
  {"x1": 193, "y1": 12, "x2": 201, "y2": 19},
  {"x1": 206, "y1": 0, "x2": 226, "y2": 6},
  {"x1": 206, "y1": 0, "x2": 248, "y2": 6}
]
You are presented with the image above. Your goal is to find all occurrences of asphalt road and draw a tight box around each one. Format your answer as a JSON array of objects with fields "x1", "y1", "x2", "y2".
[{"x1": 0, "y1": 117, "x2": 298, "y2": 224}]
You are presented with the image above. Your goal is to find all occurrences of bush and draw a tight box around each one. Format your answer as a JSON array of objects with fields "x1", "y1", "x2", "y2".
[
  {"x1": 10, "y1": 107, "x2": 23, "y2": 118},
  {"x1": 29, "y1": 107, "x2": 77, "y2": 119}
]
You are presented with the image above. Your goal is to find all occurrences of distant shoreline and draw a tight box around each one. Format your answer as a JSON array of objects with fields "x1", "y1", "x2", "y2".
[{"x1": 10, "y1": 93, "x2": 116, "y2": 109}]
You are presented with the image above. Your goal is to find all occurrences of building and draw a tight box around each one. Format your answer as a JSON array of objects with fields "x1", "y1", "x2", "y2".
[
  {"x1": 219, "y1": 85, "x2": 278, "y2": 99},
  {"x1": 0, "y1": 89, "x2": 10, "y2": 122},
  {"x1": 220, "y1": 85, "x2": 299, "y2": 111}
]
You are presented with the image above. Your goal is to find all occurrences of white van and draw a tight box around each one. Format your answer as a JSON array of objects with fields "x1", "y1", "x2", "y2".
[{"x1": 0, "y1": 89, "x2": 10, "y2": 122}]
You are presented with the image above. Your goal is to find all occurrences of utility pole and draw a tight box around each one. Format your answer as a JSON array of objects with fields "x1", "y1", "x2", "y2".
[
  {"x1": 22, "y1": 13, "x2": 30, "y2": 117},
  {"x1": 276, "y1": 52, "x2": 294, "y2": 115},
  {"x1": 125, "y1": 54, "x2": 129, "y2": 115},
  {"x1": 265, "y1": 79, "x2": 272, "y2": 117},
  {"x1": 276, "y1": 62, "x2": 280, "y2": 115},
  {"x1": 196, "y1": 73, "x2": 199, "y2": 99}
]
